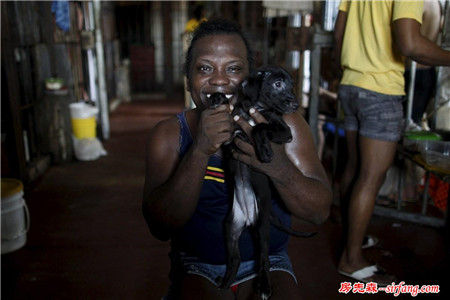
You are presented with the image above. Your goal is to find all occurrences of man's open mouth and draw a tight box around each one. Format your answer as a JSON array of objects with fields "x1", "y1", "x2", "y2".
[{"x1": 206, "y1": 93, "x2": 233, "y2": 100}]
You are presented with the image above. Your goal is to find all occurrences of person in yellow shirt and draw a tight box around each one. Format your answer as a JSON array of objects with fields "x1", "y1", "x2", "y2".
[
  {"x1": 184, "y1": 4, "x2": 207, "y2": 34},
  {"x1": 334, "y1": 0, "x2": 450, "y2": 286}
]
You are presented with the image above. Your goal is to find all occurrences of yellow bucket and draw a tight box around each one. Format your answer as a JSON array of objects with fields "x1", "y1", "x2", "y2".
[{"x1": 71, "y1": 117, "x2": 96, "y2": 139}]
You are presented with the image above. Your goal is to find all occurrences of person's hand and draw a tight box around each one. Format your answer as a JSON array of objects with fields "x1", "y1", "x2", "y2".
[
  {"x1": 232, "y1": 108, "x2": 290, "y2": 176},
  {"x1": 194, "y1": 104, "x2": 234, "y2": 156}
]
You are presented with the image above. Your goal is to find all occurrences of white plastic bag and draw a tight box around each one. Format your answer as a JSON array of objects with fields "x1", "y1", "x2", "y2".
[{"x1": 73, "y1": 136, "x2": 107, "y2": 161}]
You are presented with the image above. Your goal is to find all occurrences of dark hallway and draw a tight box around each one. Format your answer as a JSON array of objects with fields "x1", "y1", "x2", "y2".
[
  {"x1": 2, "y1": 95, "x2": 448, "y2": 299},
  {"x1": 2, "y1": 96, "x2": 183, "y2": 299}
]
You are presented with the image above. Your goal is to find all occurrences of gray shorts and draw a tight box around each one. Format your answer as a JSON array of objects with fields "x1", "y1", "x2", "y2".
[{"x1": 338, "y1": 85, "x2": 405, "y2": 142}]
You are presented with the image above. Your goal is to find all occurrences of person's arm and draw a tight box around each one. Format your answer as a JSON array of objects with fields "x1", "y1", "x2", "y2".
[
  {"x1": 233, "y1": 110, "x2": 332, "y2": 224},
  {"x1": 405, "y1": 0, "x2": 442, "y2": 69},
  {"x1": 393, "y1": 18, "x2": 450, "y2": 66},
  {"x1": 142, "y1": 105, "x2": 234, "y2": 240},
  {"x1": 333, "y1": 10, "x2": 348, "y2": 73}
]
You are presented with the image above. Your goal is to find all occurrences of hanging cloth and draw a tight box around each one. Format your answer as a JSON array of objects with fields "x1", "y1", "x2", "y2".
[{"x1": 52, "y1": 1, "x2": 70, "y2": 32}]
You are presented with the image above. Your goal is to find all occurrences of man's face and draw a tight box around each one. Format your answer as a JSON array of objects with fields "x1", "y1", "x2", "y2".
[{"x1": 187, "y1": 34, "x2": 249, "y2": 110}]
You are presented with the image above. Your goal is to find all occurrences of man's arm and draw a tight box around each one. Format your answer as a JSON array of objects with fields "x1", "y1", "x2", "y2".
[
  {"x1": 393, "y1": 18, "x2": 450, "y2": 66},
  {"x1": 142, "y1": 117, "x2": 207, "y2": 240},
  {"x1": 142, "y1": 105, "x2": 234, "y2": 240},
  {"x1": 233, "y1": 111, "x2": 332, "y2": 224}
]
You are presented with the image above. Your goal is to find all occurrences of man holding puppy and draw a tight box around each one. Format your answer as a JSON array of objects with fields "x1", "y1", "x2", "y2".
[{"x1": 142, "y1": 19, "x2": 331, "y2": 299}]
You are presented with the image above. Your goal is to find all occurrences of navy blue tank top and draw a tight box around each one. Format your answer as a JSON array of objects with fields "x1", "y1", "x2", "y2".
[{"x1": 173, "y1": 112, "x2": 291, "y2": 264}]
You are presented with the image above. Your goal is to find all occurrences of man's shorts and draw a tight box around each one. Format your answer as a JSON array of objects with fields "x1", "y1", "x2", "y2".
[
  {"x1": 338, "y1": 85, "x2": 405, "y2": 142},
  {"x1": 166, "y1": 250, "x2": 296, "y2": 298}
]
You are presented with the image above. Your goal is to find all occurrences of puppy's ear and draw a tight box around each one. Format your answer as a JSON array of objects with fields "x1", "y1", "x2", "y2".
[
  {"x1": 262, "y1": 71, "x2": 271, "y2": 79},
  {"x1": 241, "y1": 79, "x2": 248, "y2": 90},
  {"x1": 242, "y1": 70, "x2": 265, "y2": 102},
  {"x1": 247, "y1": 70, "x2": 266, "y2": 85}
]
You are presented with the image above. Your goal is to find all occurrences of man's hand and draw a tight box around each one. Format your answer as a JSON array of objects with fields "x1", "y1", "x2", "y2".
[
  {"x1": 232, "y1": 108, "x2": 289, "y2": 176},
  {"x1": 194, "y1": 104, "x2": 234, "y2": 156}
]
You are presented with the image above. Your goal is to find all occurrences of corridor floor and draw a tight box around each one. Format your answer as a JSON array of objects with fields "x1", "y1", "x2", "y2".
[{"x1": 2, "y1": 94, "x2": 448, "y2": 299}]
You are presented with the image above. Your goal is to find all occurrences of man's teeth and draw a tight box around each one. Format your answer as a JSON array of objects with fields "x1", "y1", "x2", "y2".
[{"x1": 206, "y1": 94, "x2": 233, "y2": 99}]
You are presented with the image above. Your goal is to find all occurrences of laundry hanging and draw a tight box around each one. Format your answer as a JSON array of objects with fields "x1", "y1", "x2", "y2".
[{"x1": 51, "y1": 0, "x2": 70, "y2": 32}]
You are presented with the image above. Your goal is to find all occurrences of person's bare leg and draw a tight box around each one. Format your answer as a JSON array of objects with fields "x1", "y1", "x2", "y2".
[
  {"x1": 236, "y1": 271, "x2": 301, "y2": 300},
  {"x1": 339, "y1": 130, "x2": 358, "y2": 200},
  {"x1": 180, "y1": 274, "x2": 234, "y2": 300},
  {"x1": 338, "y1": 136, "x2": 397, "y2": 279}
]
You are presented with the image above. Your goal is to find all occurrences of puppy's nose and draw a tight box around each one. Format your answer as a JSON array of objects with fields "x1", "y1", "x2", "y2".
[
  {"x1": 290, "y1": 101, "x2": 299, "y2": 110},
  {"x1": 209, "y1": 92, "x2": 228, "y2": 109}
]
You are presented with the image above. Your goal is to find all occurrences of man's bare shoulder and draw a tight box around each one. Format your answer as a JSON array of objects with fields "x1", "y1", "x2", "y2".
[
  {"x1": 151, "y1": 115, "x2": 180, "y2": 135},
  {"x1": 147, "y1": 115, "x2": 181, "y2": 154}
]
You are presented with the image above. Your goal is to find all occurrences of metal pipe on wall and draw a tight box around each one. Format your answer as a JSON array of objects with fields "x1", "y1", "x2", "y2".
[
  {"x1": 93, "y1": 0, "x2": 110, "y2": 139},
  {"x1": 405, "y1": 61, "x2": 417, "y2": 127}
]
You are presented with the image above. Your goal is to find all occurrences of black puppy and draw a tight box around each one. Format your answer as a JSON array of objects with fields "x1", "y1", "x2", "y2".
[{"x1": 210, "y1": 66, "x2": 315, "y2": 300}]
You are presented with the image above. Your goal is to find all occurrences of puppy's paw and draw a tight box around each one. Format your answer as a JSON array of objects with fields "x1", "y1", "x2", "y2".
[
  {"x1": 271, "y1": 131, "x2": 292, "y2": 144},
  {"x1": 257, "y1": 146, "x2": 273, "y2": 163},
  {"x1": 216, "y1": 276, "x2": 224, "y2": 288},
  {"x1": 271, "y1": 135, "x2": 292, "y2": 144},
  {"x1": 257, "y1": 284, "x2": 273, "y2": 300},
  {"x1": 216, "y1": 276, "x2": 231, "y2": 290}
]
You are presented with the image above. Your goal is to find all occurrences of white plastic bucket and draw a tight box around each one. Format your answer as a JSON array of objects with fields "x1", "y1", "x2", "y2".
[
  {"x1": 69, "y1": 102, "x2": 99, "y2": 119},
  {"x1": 1, "y1": 178, "x2": 30, "y2": 254},
  {"x1": 69, "y1": 102, "x2": 99, "y2": 139}
]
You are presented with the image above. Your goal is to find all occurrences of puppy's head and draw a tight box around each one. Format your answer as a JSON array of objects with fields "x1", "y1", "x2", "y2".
[
  {"x1": 241, "y1": 66, "x2": 298, "y2": 114},
  {"x1": 209, "y1": 92, "x2": 228, "y2": 109}
]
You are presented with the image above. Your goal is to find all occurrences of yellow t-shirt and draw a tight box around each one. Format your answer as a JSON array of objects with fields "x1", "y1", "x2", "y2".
[
  {"x1": 185, "y1": 18, "x2": 207, "y2": 33},
  {"x1": 339, "y1": 0, "x2": 423, "y2": 95}
]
